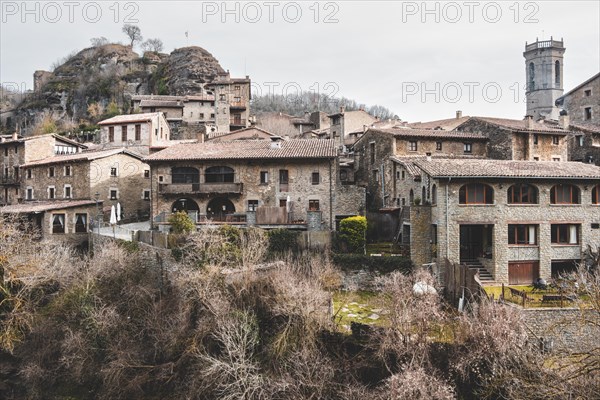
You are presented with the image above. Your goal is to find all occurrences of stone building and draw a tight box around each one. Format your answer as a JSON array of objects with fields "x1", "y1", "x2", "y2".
[
  {"x1": 555, "y1": 72, "x2": 599, "y2": 125},
  {"x1": 395, "y1": 158, "x2": 600, "y2": 284},
  {"x1": 0, "y1": 133, "x2": 86, "y2": 205},
  {"x1": 144, "y1": 138, "x2": 365, "y2": 231},
  {"x1": 456, "y1": 116, "x2": 570, "y2": 161},
  {"x1": 97, "y1": 112, "x2": 171, "y2": 154},
  {"x1": 206, "y1": 72, "x2": 252, "y2": 133},
  {"x1": 352, "y1": 127, "x2": 487, "y2": 210},
  {"x1": 523, "y1": 38, "x2": 565, "y2": 120},
  {"x1": 328, "y1": 108, "x2": 378, "y2": 148},
  {"x1": 19, "y1": 148, "x2": 150, "y2": 222}
]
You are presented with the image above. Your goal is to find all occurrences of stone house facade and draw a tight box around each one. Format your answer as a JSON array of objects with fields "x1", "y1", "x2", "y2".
[
  {"x1": 555, "y1": 72, "x2": 599, "y2": 125},
  {"x1": 206, "y1": 72, "x2": 252, "y2": 133},
  {"x1": 144, "y1": 138, "x2": 365, "y2": 231},
  {"x1": 328, "y1": 108, "x2": 378, "y2": 148},
  {"x1": 20, "y1": 149, "x2": 150, "y2": 222},
  {"x1": 396, "y1": 158, "x2": 600, "y2": 284},
  {"x1": 0, "y1": 133, "x2": 86, "y2": 205},
  {"x1": 98, "y1": 112, "x2": 171, "y2": 154},
  {"x1": 352, "y1": 128, "x2": 487, "y2": 210}
]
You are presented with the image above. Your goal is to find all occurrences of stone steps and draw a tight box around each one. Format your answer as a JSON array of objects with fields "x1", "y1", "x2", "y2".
[{"x1": 462, "y1": 259, "x2": 494, "y2": 281}]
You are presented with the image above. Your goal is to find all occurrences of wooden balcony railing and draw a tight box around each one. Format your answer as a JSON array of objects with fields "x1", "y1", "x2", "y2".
[{"x1": 230, "y1": 118, "x2": 246, "y2": 126}]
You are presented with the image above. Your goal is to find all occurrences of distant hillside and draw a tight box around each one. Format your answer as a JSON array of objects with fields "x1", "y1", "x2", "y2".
[
  {"x1": 251, "y1": 92, "x2": 397, "y2": 120},
  {"x1": 13, "y1": 44, "x2": 225, "y2": 135}
]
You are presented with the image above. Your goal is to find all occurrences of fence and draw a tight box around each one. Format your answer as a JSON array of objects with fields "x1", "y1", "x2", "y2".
[{"x1": 443, "y1": 258, "x2": 486, "y2": 308}]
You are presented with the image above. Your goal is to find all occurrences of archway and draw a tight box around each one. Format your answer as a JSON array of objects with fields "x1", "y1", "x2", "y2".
[
  {"x1": 172, "y1": 198, "x2": 200, "y2": 213},
  {"x1": 207, "y1": 197, "x2": 236, "y2": 221}
]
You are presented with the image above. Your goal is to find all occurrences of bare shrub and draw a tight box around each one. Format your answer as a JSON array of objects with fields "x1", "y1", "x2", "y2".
[{"x1": 381, "y1": 367, "x2": 455, "y2": 400}]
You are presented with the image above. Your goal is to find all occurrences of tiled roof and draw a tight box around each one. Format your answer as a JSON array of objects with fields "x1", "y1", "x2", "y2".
[
  {"x1": 144, "y1": 139, "x2": 336, "y2": 162},
  {"x1": 132, "y1": 94, "x2": 215, "y2": 102},
  {"x1": 391, "y1": 155, "x2": 486, "y2": 176},
  {"x1": 385, "y1": 127, "x2": 487, "y2": 140},
  {"x1": 0, "y1": 199, "x2": 101, "y2": 214},
  {"x1": 98, "y1": 112, "x2": 162, "y2": 125},
  {"x1": 139, "y1": 100, "x2": 184, "y2": 108},
  {"x1": 206, "y1": 126, "x2": 278, "y2": 140},
  {"x1": 468, "y1": 117, "x2": 568, "y2": 133},
  {"x1": 407, "y1": 116, "x2": 471, "y2": 130},
  {"x1": 0, "y1": 133, "x2": 87, "y2": 148},
  {"x1": 22, "y1": 148, "x2": 142, "y2": 167},
  {"x1": 414, "y1": 159, "x2": 600, "y2": 179}
]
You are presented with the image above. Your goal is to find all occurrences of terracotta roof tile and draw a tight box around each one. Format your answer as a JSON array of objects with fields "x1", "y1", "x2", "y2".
[
  {"x1": 0, "y1": 199, "x2": 101, "y2": 214},
  {"x1": 469, "y1": 117, "x2": 568, "y2": 133},
  {"x1": 144, "y1": 139, "x2": 336, "y2": 162},
  {"x1": 98, "y1": 112, "x2": 163, "y2": 125},
  {"x1": 414, "y1": 159, "x2": 600, "y2": 179},
  {"x1": 22, "y1": 148, "x2": 142, "y2": 167},
  {"x1": 407, "y1": 116, "x2": 471, "y2": 130},
  {"x1": 384, "y1": 127, "x2": 487, "y2": 140}
]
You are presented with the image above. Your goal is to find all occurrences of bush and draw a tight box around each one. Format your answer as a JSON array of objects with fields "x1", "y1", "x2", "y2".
[
  {"x1": 338, "y1": 216, "x2": 367, "y2": 254},
  {"x1": 267, "y1": 229, "x2": 300, "y2": 255},
  {"x1": 168, "y1": 211, "x2": 195, "y2": 234},
  {"x1": 331, "y1": 254, "x2": 413, "y2": 274}
]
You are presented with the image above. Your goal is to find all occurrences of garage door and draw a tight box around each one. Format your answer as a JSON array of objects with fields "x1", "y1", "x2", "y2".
[{"x1": 508, "y1": 261, "x2": 539, "y2": 285}]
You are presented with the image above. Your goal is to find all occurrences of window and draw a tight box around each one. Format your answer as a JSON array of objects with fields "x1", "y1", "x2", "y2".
[
  {"x1": 219, "y1": 94, "x2": 226, "y2": 101},
  {"x1": 585, "y1": 107, "x2": 592, "y2": 121},
  {"x1": 143, "y1": 190, "x2": 150, "y2": 200},
  {"x1": 528, "y1": 62, "x2": 535, "y2": 91},
  {"x1": 172, "y1": 167, "x2": 199, "y2": 184},
  {"x1": 459, "y1": 183, "x2": 493, "y2": 204},
  {"x1": 311, "y1": 172, "x2": 320, "y2": 185},
  {"x1": 75, "y1": 214, "x2": 87, "y2": 233},
  {"x1": 234, "y1": 96, "x2": 241, "y2": 102},
  {"x1": 48, "y1": 186, "x2": 55, "y2": 199},
  {"x1": 340, "y1": 169, "x2": 348, "y2": 181},
  {"x1": 110, "y1": 167, "x2": 118, "y2": 177},
  {"x1": 52, "y1": 214, "x2": 65, "y2": 234},
  {"x1": 552, "y1": 136, "x2": 560, "y2": 145},
  {"x1": 200, "y1": 113, "x2": 205, "y2": 119},
  {"x1": 279, "y1": 169, "x2": 289, "y2": 190},
  {"x1": 110, "y1": 189, "x2": 118, "y2": 200},
  {"x1": 205, "y1": 166, "x2": 234, "y2": 183},
  {"x1": 121, "y1": 125, "x2": 127, "y2": 142},
  {"x1": 436, "y1": 141, "x2": 442, "y2": 151},
  {"x1": 551, "y1": 224, "x2": 579, "y2": 244},
  {"x1": 508, "y1": 224, "x2": 538, "y2": 245},
  {"x1": 260, "y1": 171, "x2": 269, "y2": 184},
  {"x1": 533, "y1": 134, "x2": 538, "y2": 145},
  {"x1": 210, "y1": 113, "x2": 215, "y2": 119},
  {"x1": 135, "y1": 124, "x2": 141, "y2": 141},
  {"x1": 555, "y1": 61, "x2": 560, "y2": 87},
  {"x1": 550, "y1": 184, "x2": 580, "y2": 204},
  {"x1": 369, "y1": 142, "x2": 375, "y2": 164},
  {"x1": 533, "y1": 156, "x2": 540, "y2": 161},
  {"x1": 26, "y1": 187, "x2": 33, "y2": 200},
  {"x1": 108, "y1": 126, "x2": 114, "y2": 142},
  {"x1": 552, "y1": 157, "x2": 561, "y2": 162},
  {"x1": 26, "y1": 169, "x2": 32, "y2": 179},
  {"x1": 49, "y1": 167, "x2": 55, "y2": 177},
  {"x1": 14, "y1": 146, "x2": 17, "y2": 154},
  {"x1": 585, "y1": 89, "x2": 592, "y2": 97},
  {"x1": 158, "y1": 175, "x2": 164, "y2": 182},
  {"x1": 64, "y1": 185, "x2": 71, "y2": 199},
  {"x1": 592, "y1": 184, "x2": 600, "y2": 204},
  {"x1": 13, "y1": 166, "x2": 18, "y2": 180},
  {"x1": 279, "y1": 199, "x2": 287, "y2": 208},
  {"x1": 234, "y1": 85, "x2": 241, "y2": 91},
  {"x1": 64, "y1": 165, "x2": 71, "y2": 176},
  {"x1": 247, "y1": 200, "x2": 258, "y2": 212},
  {"x1": 507, "y1": 184, "x2": 538, "y2": 204},
  {"x1": 309, "y1": 200, "x2": 320, "y2": 211},
  {"x1": 408, "y1": 141, "x2": 417, "y2": 151},
  {"x1": 577, "y1": 136, "x2": 584, "y2": 146},
  {"x1": 463, "y1": 143, "x2": 472, "y2": 153},
  {"x1": 160, "y1": 127, "x2": 164, "y2": 139},
  {"x1": 401, "y1": 170, "x2": 405, "y2": 180},
  {"x1": 3, "y1": 148, "x2": 7, "y2": 156},
  {"x1": 431, "y1": 184, "x2": 437, "y2": 205}
]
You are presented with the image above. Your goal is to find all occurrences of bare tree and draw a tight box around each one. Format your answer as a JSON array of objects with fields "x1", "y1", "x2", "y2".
[
  {"x1": 141, "y1": 38, "x2": 164, "y2": 53},
  {"x1": 90, "y1": 36, "x2": 109, "y2": 47},
  {"x1": 122, "y1": 24, "x2": 142, "y2": 48}
]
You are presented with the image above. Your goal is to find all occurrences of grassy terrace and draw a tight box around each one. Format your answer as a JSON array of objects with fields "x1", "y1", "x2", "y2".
[{"x1": 484, "y1": 284, "x2": 590, "y2": 308}]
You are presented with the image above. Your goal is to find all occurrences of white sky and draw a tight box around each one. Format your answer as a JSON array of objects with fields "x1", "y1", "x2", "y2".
[{"x1": 1, "y1": 0, "x2": 599, "y2": 121}]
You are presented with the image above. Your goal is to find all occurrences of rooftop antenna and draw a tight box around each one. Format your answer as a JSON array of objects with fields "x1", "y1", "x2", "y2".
[{"x1": 244, "y1": 57, "x2": 247, "y2": 76}]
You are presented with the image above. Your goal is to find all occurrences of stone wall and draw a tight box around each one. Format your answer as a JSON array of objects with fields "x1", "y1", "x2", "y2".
[
  {"x1": 561, "y1": 74, "x2": 599, "y2": 125},
  {"x1": 26, "y1": 161, "x2": 91, "y2": 201},
  {"x1": 410, "y1": 205, "x2": 433, "y2": 266},
  {"x1": 394, "y1": 137, "x2": 486, "y2": 157}
]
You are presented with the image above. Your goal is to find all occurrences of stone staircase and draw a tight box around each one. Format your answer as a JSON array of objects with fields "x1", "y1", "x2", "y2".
[{"x1": 461, "y1": 259, "x2": 494, "y2": 282}]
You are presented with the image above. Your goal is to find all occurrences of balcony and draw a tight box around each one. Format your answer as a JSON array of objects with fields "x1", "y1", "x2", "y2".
[
  {"x1": 159, "y1": 182, "x2": 243, "y2": 195},
  {"x1": 229, "y1": 101, "x2": 247, "y2": 110},
  {"x1": 0, "y1": 175, "x2": 20, "y2": 185}
]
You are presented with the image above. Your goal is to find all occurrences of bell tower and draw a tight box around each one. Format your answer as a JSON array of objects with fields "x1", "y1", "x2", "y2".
[{"x1": 523, "y1": 37, "x2": 565, "y2": 120}]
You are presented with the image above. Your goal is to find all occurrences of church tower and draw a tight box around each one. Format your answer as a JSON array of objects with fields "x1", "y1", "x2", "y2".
[{"x1": 523, "y1": 37, "x2": 565, "y2": 120}]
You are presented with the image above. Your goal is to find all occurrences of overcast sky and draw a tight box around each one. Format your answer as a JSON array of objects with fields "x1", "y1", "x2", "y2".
[{"x1": 1, "y1": 0, "x2": 599, "y2": 121}]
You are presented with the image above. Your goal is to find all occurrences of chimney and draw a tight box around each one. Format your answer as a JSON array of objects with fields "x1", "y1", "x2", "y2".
[
  {"x1": 363, "y1": 124, "x2": 368, "y2": 133},
  {"x1": 426, "y1": 152, "x2": 432, "y2": 162},
  {"x1": 340, "y1": 106, "x2": 345, "y2": 113},
  {"x1": 559, "y1": 113, "x2": 570, "y2": 129},
  {"x1": 12, "y1": 131, "x2": 18, "y2": 140},
  {"x1": 270, "y1": 136, "x2": 283, "y2": 149},
  {"x1": 525, "y1": 115, "x2": 534, "y2": 129},
  {"x1": 456, "y1": 110, "x2": 462, "y2": 119}
]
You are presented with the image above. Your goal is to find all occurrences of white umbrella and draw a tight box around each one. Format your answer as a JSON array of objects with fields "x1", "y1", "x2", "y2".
[
  {"x1": 286, "y1": 195, "x2": 291, "y2": 213},
  {"x1": 116, "y1": 202, "x2": 122, "y2": 222},
  {"x1": 110, "y1": 205, "x2": 117, "y2": 225}
]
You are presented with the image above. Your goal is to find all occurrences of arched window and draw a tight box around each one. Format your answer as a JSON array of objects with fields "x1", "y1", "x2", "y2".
[
  {"x1": 422, "y1": 186, "x2": 426, "y2": 203},
  {"x1": 528, "y1": 62, "x2": 535, "y2": 91},
  {"x1": 592, "y1": 185, "x2": 600, "y2": 204},
  {"x1": 507, "y1": 184, "x2": 538, "y2": 204},
  {"x1": 409, "y1": 189, "x2": 414, "y2": 204},
  {"x1": 171, "y1": 167, "x2": 199, "y2": 184},
  {"x1": 459, "y1": 183, "x2": 493, "y2": 204},
  {"x1": 550, "y1": 184, "x2": 580, "y2": 204},
  {"x1": 431, "y1": 184, "x2": 437, "y2": 205},
  {"x1": 205, "y1": 166, "x2": 234, "y2": 183},
  {"x1": 555, "y1": 61, "x2": 560, "y2": 87}
]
